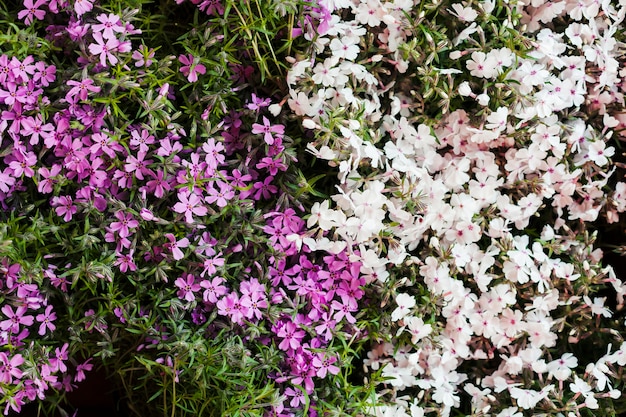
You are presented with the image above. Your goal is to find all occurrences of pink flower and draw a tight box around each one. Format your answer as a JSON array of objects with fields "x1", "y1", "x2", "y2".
[
  {"x1": 0, "y1": 352, "x2": 24, "y2": 384},
  {"x1": 216, "y1": 292, "x2": 247, "y2": 324},
  {"x1": 67, "y1": 78, "x2": 101, "y2": 101},
  {"x1": 165, "y1": 233, "x2": 189, "y2": 261},
  {"x1": 205, "y1": 181, "x2": 234, "y2": 207},
  {"x1": 330, "y1": 294, "x2": 358, "y2": 324},
  {"x1": 130, "y1": 128, "x2": 155, "y2": 153},
  {"x1": 74, "y1": 359, "x2": 93, "y2": 382},
  {"x1": 256, "y1": 156, "x2": 287, "y2": 176},
  {"x1": 37, "y1": 165, "x2": 62, "y2": 194},
  {"x1": 132, "y1": 45, "x2": 155, "y2": 67},
  {"x1": 88, "y1": 32, "x2": 120, "y2": 67},
  {"x1": 178, "y1": 54, "x2": 206, "y2": 82},
  {"x1": 252, "y1": 176, "x2": 278, "y2": 200},
  {"x1": 92, "y1": 13, "x2": 124, "y2": 40},
  {"x1": 240, "y1": 291, "x2": 267, "y2": 320},
  {"x1": 36, "y1": 305, "x2": 57, "y2": 336},
  {"x1": 200, "y1": 276, "x2": 228, "y2": 303},
  {"x1": 51, "y1": 195, "x2": 77, "y2": 221},
  {"x1": 175, "y1": 273, "x2": 201, "y2": 302},
  {"x1": 17, "y1": 0, "x2": 46, "y2": 25},
  {"x1": 114, "y1": 250, "x2": 137, "y2": 273},
  {"x1": 145, "y1": 170, "x2": 171, "y2": 198},
  {"x1": 74, "y1": 0, "x2": 94, "y2": 16},
  {"x1": 173, "y1": 191, "x2": 208, "y2": 223},
  {"x1": 312, "y1": 353, "x2": 340, "y2": 378},
  {"x1": 20, "y1": 114, "x2": 54, "y2": 146},
  {"x1": 10, "y1": 56, "x2": 36, "y2": 82},
  {"x1": 277, "y1": 321, "x2": 305, "y2": 351},
  {"x1": 201, "y1": 254, "x2": 225, "y2": 277},
  {"x1": 0, "y1": 305, "x2": 34, "y2": 333},
  {"x1": 109, "y1": 210, "x2": 139, "y2": 238},
  {"x1": 251, "y1": 116, "x2": 284, "y2": 145}
]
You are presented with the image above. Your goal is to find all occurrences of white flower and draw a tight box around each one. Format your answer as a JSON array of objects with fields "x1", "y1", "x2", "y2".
[
  {"x1": 570, "y1": 376, "x2": 592, "y2": 395},
  {"x1": 312, "y1": 57, "x2": 342, "y2": 86},
  {"x1": 354, "y1": 0, "x2": 385, "y2": 26},
  {"x1": 466, "y1": 51, "x2": 498, "y2": 78},
  {"x1": 547, "y1": 352, "x2": 578, "y2": 381},
  {"x1": 308, "y1": 200, "x2": 337, "y2": 230},
  {"x1": 477, "y1": 92, "x2": 490, "y2": 106},
  {"x1": 583, "y1": 295, "x2": 612, "y2": 317},
  {"x1": 448, "y1": 3, "x2": 478, "y2": 22},
  {"x1": 458, "y1": 81, "x2": 473, "y2": 96},
  {"x1": 392, "y1": 293, "x2": 416, "y2": 321},
  {"x1": 404, "y1": 316, "x2": 432, "y2": 343},
  {"x1": 329, "y1": 36, "x2": 360, "y2": 60},
  {"x1": 586, "y1": 140, "x2": 615, "y2": 166},
  {"x1": 496, "y1": 407, "x2": 523, "y2": 417},
  {"x1": 509, "y1": 386, "x2": 551, "y2": 409},
  {"x1": 485, "y1": 107, "x2": 509, "y2": 131}
]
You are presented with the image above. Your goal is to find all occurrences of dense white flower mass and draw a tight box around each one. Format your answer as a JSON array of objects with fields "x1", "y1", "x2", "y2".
[{"x1": 284, "y1": 0, "x2": 626, "y2": 415}]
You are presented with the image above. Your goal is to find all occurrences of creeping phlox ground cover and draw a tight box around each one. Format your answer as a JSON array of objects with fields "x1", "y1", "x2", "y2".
[{"x1": 0, "y1": 0, "x2": 626, "y2": 416}]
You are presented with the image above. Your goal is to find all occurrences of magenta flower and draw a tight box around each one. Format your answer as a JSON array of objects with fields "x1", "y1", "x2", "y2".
[
  {"x1": 165, "y1": 233, "x2": 190, "y2": 262},
  {"x1": 256, "y1": 156, "x2": 287, "y2": 176},
  {"x1": 312, "y1": 353, "x2": 340, "y2": 378},
  {"x1": 124, "y1": 150, "x2": 153, "y2": 180},
  {"x1": 74, "y1": 359, "x2": 93, "y2": 382},
  {"x1": 277, "y1": 321, "x2": 305, "y2": 351},
  {"x1": 200, "y1": 276, "x2": 228, "y2": 303},
  {"x1": 50, "y1": 343, "x2": 69, "y2": 373},
  {"x1": 178, "y1": 54, "x2": 206, "y2": 82},
  {"x1": 10, "y1": 56, "x2": 35, "y2": 82},
  {"x1": 145, "y1": 170, "x2": 172, "y2": 198},
  {"x1": 173, "y1": 190, "x2": 208, "y2": 223},
  {"x1": 35, "y1": 305, "x2": 57, "y2": 336},
  {"x1": 198, "y1": 0, "x2": 225, "y2": 16},
  {"x1": 251, "y1": 116, "x2": 284, "y2": 145},
  {"x1": 67, "y1": 78, "x2": 101, "y2": 101},
  {"x1": 0, "y1": 305, "x2": 34, "y2": 333},
  {"x1": 246, "y1": 93, "x2": 271, "y2": 111},
  {"x1": 284, "y1": 387, "x2": 306, "y2": 408},
  {"x1": 240, "y1": 292, "x2": 268, "y2": 321},
  {"x1": 32, "y1": 61, "x2": 56, "y2": 86},
  {"x1": 217, "y1": 292, "x2": 247, "y2": 324},
  {"x1": 205, "y1": 181, "x2": 235, "y2": 207},
  {"x1": 175, "y1": 273, "x2": 201, "y2": 302},
  {"x1": 130, "y1": 128, "x2": 155, "y2": 153},
  {"x1": 314, "y1": 313, "x2": 336, "y2": 342},
  {"x1": 132, "y1": 45, "x2": 155, "y2": 67},
  {"x1": 8, "y1": 150, "x2": 37, "y2": 177},
  {"x1": 109, "y1": 210, "x2": 139, "y2": 238},
  {"x1": 114, "y1": 250, "x2": 137, "y2": 273},
  {"x1": 0, "y1": 352, "x2": 24, "y2": 384},
  {"x1": 201, "y1": 253, "x2": 225, "y2": 277},
  {"x1": 51, "y1": 195, "x2": 77, "y2": 222},
  {"x1": 20, "y1": 114, "x2": 54, "y2": 146},
  {"x1": 202, "y1": 138, "x2": 225, "y2": 170},
  {"x1": 253, "y1": 176, "x2": 278, "y2": 200},
  {"x1": 0, "y1": 82, "x2": 21, "y2": 106},
  {"x1": 330, "y1": 294, "x2": 358, "y2": 324},
  {"x1": 90, "y1": 131, "x2": 123, "y2": 158}
]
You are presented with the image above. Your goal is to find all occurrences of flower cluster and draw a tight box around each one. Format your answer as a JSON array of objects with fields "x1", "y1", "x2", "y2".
[
  {"x1": 0, "y1": 0, "x2": 380, "y2": 415},
  {"x1": 3, "y1": 0, "x2": 626, "y2": 415},
  {"x1": 284, "y1": 0, "x2": 626, "y2": 415}
]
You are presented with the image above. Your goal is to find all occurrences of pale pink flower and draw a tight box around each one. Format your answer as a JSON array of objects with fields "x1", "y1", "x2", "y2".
[{"x1": 88, "y1": 32, "x2": 120, "y2": 67}]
